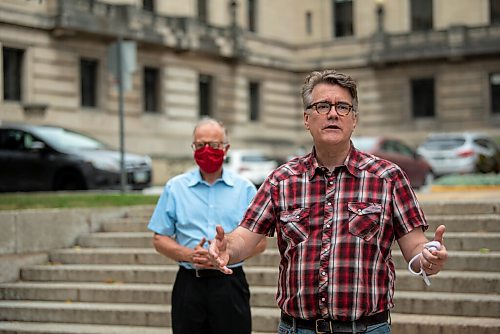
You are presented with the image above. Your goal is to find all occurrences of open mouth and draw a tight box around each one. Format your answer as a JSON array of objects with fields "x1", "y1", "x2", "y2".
[{"x1": 323, "y1": 124, "x2": 341, "y2": 130}]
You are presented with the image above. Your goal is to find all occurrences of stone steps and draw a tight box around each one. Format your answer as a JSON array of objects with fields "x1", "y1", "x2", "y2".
[
  {"x1": 15, "y1": 264, "x2": 500, "y2": 294},
  {"x1": 2, "y1": 282, "x2": 498, "y2": 318},
  {"x1": 1, "y1": 199, "x2": 499, "y2": 333},
  {"x1": 101, "y1": 214, "x2": 500, "y2": 233},
  {"x1": 0, "y1": 301, "x2": 280, "y2": 332},
  {"x1": 1, "y1": 315, "x2": 500, "y2": 334},
  {"x1": 75, "y1": 231, "x2": 500, "y2": 251},
  {"x1": 48, "y1": 247, "x2": 500, "y2": 272}
]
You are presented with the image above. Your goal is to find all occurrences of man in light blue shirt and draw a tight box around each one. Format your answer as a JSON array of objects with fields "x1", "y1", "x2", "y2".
[{"x1": 148, "y1": 117, "x2": 266, "y2": 334}]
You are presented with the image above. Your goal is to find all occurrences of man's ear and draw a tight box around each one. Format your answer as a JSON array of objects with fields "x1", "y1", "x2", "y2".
[{"x1": 304, "y1": 112, "x2": 310, "y2": 130}]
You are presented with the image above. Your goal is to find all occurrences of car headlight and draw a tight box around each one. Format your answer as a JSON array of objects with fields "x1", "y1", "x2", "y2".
[{"x1": 88, "y1": 158, "x2": 121, "y2": 172}]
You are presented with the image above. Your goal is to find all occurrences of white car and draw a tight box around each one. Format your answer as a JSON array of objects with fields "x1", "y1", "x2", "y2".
[
  {"x1": 417, "y1": 132, "x2": 500, "y2": 176},
  {"x1": 224, "y1": 149, "x2": 278, "y2": 186}
]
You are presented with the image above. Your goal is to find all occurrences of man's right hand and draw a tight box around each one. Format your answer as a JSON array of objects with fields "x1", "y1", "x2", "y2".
[
  {"x1": 208, "y1": 225, "x2": 233, "y2": 274},
  {"x1": 191, "y1": 237, "x2": 215, "y2": 269}
]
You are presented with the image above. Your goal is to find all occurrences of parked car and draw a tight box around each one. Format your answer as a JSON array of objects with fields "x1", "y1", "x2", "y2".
[
  {"x1": 0, "y1": 123, "x2": 152, "y2": 192},
  {"x1": 417, "y1": 132, "x2": 500, "y2": 176},
  {"x1": 352, "y1": 136, "x2": 434, "y2": 189},
  {"x1": 224, "y1": 149, "x2": 278, "y2": 187}
]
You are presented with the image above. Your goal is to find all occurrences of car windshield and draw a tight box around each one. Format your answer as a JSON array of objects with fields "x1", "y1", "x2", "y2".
[
  {"x1": 352, "y1": 137, "x2": 377, "y2": 152},
  {"x1": 32, "y1": 127, "x2": 108, "y2": 150},
  {"x1": 421, "y1": 137, "x2": 466, "y2": 150}
]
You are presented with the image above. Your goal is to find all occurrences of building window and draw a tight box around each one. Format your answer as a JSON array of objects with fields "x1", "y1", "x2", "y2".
[
  {"x1": 198, "y1": 0, "x2": 208, "y2": 23},
  {"x1": 333, "y1": 0, "x2": 353, "y2": 38},
  {"x1": 491, "y1": 73, "x2": 500, "y2": 114},
  {"x1": 80, "y1": 58, "x2": 98, "y2": 108},
  {"x1": 411, "y1": 78, "x2": 435, "y2": 118},
  {"x1": 143, "y1": 0, "x2": 154, "y2": 12},
  {"x1": 491, "y1": 0, "x2": 500, "y2": 24},
  {"x1": 144, "y1": 67, "x2": 159, "y2": 113},
  {"x1": 411, "y1": 0, "x2": 433, "y2": 31},
  {"x1": 3, "y1": 47, "x2": 24, "y2": 102},
  {"x1": 249, "y1": 81, "x2": 260, "y2": 121},
  {"x1": 305, "y1": 11, "x2": 313, "y2": 35},
  {"x1": 199, "y1": 74, "x2": 213, "y2": 117},
  {"x1": 248, "y1": 0, "x2": 257, "y2": 32}
]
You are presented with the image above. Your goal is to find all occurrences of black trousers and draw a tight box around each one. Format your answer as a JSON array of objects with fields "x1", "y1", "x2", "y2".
[{"x1": 171, "y1": 266, "x2": 251, "y2": 334}]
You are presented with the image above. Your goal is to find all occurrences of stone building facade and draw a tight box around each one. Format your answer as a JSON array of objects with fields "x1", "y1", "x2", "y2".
[{"x1": 1, "y1": 0, "x2": 499, "y2": 184}]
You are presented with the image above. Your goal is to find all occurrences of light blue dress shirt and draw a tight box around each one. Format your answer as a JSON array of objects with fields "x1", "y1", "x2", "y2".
[{"x1": 148, "y1": 167, "x2": 257, "y2": 269}]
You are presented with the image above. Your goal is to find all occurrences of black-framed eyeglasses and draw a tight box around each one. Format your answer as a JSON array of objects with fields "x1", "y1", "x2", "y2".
[
  {"x1": 191, "y1": 141, "x2": 227, "y2": 150},
  {"x1": 306, "y1": 101, "x2": 354, "y2": 116}
]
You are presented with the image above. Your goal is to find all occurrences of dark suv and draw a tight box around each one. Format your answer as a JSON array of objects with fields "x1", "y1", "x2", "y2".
[{"x1": 0, "y1": 123, "x2": 152, "y2": 192}]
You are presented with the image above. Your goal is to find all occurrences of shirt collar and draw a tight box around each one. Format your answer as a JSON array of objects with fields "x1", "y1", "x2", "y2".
[
  {"x1": 306, "y1": 142, "x2": 363, "y2": 179},
  {"x1": 187, "y1": 168, "x2": 235, "y2": 187}
]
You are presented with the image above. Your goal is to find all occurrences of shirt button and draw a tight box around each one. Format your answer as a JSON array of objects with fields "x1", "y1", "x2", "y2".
[
  {"x1": 296, "y1": 216, "x2": 300, "y2": 219},
  {"x1": 321, "y1": 271, "x2": 326, "y2": 276},
  {"x1": 329, "y1": 181, "x2": 334, "y2": 185},
  {"x1": 325, "y1": 224, "x2": 330, "y2": 228},
  {"x1": 321, "y1": 297, "x2": 326, "y2": 301},
  {"x1": 327, "y1": 202, "x2": 331, "y2": 206},
  {"x1": 358, "y1": 209, "x2": 362, "y2": 213}
]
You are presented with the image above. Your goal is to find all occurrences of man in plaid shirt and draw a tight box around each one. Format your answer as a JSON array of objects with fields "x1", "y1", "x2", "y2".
[{"x1": 209, "y1": 70, "x2": 448, "y2": 333}]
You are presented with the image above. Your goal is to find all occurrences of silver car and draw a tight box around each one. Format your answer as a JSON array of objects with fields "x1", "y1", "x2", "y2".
[
  {"x1": 224, "y1": 149, "x2": 278, "y2": 187},
  {"x1": 417, "y1": 132, "x2": 500, "y2": 176}
]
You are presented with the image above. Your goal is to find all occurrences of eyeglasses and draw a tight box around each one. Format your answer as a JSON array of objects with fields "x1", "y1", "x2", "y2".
[
  {"x1": 191, "y1": 141, "x2": 227, "y2": 150},
  {"x1": 306, "y1": 101, "x2": 354, "y2": 116}
]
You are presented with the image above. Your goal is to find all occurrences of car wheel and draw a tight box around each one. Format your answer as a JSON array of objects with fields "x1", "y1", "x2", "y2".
[
  {"x1": 476, "y1": 154, "x2": 497, "y2": 173},
  {"x1": 54, "y1": 170, "x2": 87, "y2": 191}
]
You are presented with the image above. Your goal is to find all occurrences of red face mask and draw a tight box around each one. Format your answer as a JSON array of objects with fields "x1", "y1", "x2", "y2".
[{"x1": 194, "y1": 146, "x2": 225, "y2": 173}]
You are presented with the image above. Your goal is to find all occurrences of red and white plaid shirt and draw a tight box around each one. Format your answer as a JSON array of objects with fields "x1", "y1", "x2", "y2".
[{"x1": 240, "y1": 144, "x2": 428, "y2": 321}]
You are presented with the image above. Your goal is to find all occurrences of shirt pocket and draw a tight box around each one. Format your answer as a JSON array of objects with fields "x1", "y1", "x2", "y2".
[
  {"x1": 348, "y1": 202, "x2": 382, "y2": 242},
  {"x1": 279, "y1": 208, "x2": 310, "y2": 246}
]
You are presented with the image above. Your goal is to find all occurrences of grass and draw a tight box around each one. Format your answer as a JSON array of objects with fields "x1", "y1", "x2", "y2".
[
  {"x1": 2, "y1": 173, "x2": 499, "y2": 211},
  {"x1": 0, "y1": 192, "x2": 160, "y2": 211},
  {"x1": 434, "y1": 173, "x2": 500, "y2": 186}
]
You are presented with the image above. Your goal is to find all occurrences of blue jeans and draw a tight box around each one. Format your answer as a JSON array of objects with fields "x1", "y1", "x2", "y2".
[{"x1": 278, "y1": 320, "x2": 391, "y2": 334}]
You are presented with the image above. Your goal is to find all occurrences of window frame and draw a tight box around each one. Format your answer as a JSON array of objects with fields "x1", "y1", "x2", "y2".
[
  {"x1": 491, "y1": 0, "x2": 500, "y2": 24},
  {"x1": 248, "y1": 0, "x2": 258, "y2": 33},
  {"x1": 142, "y1": 0, "x2": 155, "y2": 12},
  {"x1": 199, "y1": 74, "x2": 213, "y2": 118},
  {"x1": 143, "y1": 66, "x2": 160, "y2": 113},
  {"x1": 2, "y1": 46, "x2": 24, "y2": 102},
  {"x1": 249, "y1": 81, "x2": 260, "y2": 122},
  {"x1": 332, "y1": 0, "x2": 354, "y2": 38},
  {"x1": 410, "y1": 0, "x2": 433, "y2": 32},
  {"x1": 80, "y1": 57, "x2": 99, "y2": 108},
  {"x1": 198, "y1": 0, "x2": 208, "y2": 23},
  {"x1": 490, "y1": 73, "x2": 500, "y2": 115},
  {"x1": 305, "y1": 11, "x2": 313, "y2": 35},
  {"x1": 411, "y1": 77, "x2": 435, "y2": 119}
]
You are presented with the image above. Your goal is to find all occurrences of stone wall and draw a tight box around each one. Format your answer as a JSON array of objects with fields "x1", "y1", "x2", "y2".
[{"x1": 0, "y1": 206, "x2": 153, "y2": 283}]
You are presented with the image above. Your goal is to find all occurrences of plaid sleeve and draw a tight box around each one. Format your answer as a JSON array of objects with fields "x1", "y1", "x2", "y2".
[
  {"x1": 239, "y1": 178, "x2": 278, "y2": 237},
  {"x1": 391, "y1": 168, "x2": 428, "y2": 239}
]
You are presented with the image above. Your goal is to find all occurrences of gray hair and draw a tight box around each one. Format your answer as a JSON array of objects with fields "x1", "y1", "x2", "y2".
[
  {"x1": 192, "y1": 117, "x2": 229, "y2": 143},
  {"x1": 301, "y1": 69, "x2": 358, "y2": 113}
]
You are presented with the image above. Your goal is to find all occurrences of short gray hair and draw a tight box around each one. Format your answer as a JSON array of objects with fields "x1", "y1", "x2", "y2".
[
  {"x1": 192, "y1": 117, "x2": 229, "y2": 143},
  {"x1": 301, "y1": 69, "x2": 358, "y2": 113}
]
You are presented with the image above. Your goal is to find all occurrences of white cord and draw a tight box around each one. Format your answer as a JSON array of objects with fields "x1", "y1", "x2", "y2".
[
  {"x1": 408, "y1": 241, "x2": 441, "y2": 286},
  {"x1": 408, "y1": 253, "x2": 431, "y2": 286}
]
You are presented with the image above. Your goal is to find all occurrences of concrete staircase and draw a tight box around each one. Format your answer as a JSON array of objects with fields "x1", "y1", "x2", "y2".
[{"x1": 0, "y1": 199, "x2": 499, "y2": 334}]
